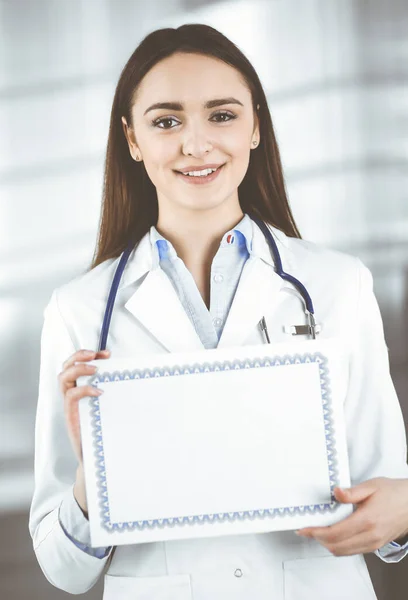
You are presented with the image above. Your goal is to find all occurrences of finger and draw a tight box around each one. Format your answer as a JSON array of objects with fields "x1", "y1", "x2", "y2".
[
  {"x1": 334, "y1": 480, "x2": 380, "y2": 505},
  {"x1": 325, "y1": 530, "x2": 383, "y2": 557},
  {"x1": 334, "y1": 487, "x2": 354, "y2": 504},
  {"x1": 65, "y1": 384, "x2": 104, "y2": 405},
  {"x1": 60, "y1": 350, "x2": 111, "y2": 388},
  {"x1": 62, "y1": 348, "x2": 110, "y2": 370},
  {"x1": 59, "y1": 362, "x2": 99, "y2": 391},
  {"x1": 297, "y1": 509, "x2": 368, "y2": 544},
  {"x1": 94, "y1": 349, "x2": 111, "y2": 358}
]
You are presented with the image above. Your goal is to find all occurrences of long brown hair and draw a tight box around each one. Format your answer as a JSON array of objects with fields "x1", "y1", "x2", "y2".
[{"x1": 89, "y1": 23, "x2": 301, "y2": 270}]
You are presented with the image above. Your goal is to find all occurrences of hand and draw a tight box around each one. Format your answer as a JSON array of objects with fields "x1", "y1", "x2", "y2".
[
  {"x1": 296, "y1": 477, "x2": 408, "y2": 556},
  {"x1": 58, "y1": 348, "x2": 110, "y2": 465},
  {"x1": 58, "y1": 348, "x2": 111, "y2": 515}
]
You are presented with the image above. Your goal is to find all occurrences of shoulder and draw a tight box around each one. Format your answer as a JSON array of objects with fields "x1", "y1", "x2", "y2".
[
  {"x1": 274, "y1": 229, "x2": 374, "y2": 305},
  {"x1": 45, "y1": 255, "x2": 121, "y2": 322},
  {"x1": 277, "y1": 233, "x2": 378, "y2": 337},
  {"x1": 59, "y1": 255, "x2": 119, "y2": 297},
  {"x1": 46, "y1": 232, "x2": 153, "y2": 323},
  {"x1": 283, "y1": 233, "x2": 369, "y2": 283}
]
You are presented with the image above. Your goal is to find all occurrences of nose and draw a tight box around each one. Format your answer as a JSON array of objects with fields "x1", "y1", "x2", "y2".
[{"x1": 181, "y1": 122, "x2": 213, "y2": 157}]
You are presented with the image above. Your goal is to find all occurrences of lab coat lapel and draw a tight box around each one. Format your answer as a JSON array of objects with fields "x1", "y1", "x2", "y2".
[
  {"x1": 121, "y1": 221, "x2": 293, "y2": 353},
  {"x1": 217, "y1": 256, "x2": 285, "y2": 348},
  {"x1": 218, "y1": 220, "x2": 294, "y2": 348},
  {"x1": 124, "y1": 267, "x2": 204, "y2": 353}
]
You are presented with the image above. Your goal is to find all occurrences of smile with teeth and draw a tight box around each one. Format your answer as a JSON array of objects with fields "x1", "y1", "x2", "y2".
[{"x1": 180, "y1": 166, "x2": 220, "y2": 177}]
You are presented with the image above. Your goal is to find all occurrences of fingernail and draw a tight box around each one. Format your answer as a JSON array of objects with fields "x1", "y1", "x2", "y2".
[{"x1": 95, "y1": 388, "x2": 104, "y2": 395}]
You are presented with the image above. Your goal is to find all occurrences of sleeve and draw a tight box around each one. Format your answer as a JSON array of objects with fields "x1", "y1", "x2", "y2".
[
  {"x1": 58, "y1": 485, "x2": 112, "y2": 559},
  {"x1": 28, "y1": 289, "x2": 114, "y2": 594},
  {"x1": 344, "y1": 259, "x2": 408, "y2": 562},
  {"x1": 376, "y1": 539, "x2": 408, "y2": 563}
]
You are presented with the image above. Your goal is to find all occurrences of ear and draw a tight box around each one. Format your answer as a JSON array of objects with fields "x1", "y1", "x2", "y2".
[
  {"x1": 121, "y1": 116, "x2": 140, "y2": 161},
  {"x1": 252, "y1": 105, "x2": 260, "y2": 144}
]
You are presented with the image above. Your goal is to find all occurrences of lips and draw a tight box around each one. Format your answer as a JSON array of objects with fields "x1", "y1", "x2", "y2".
[
  {"x1": 174, "y1": 163, "x2": 225, "y2": 184},
  {"x1": 174, "y1": 163, "x2": 225, "y2": 175}
]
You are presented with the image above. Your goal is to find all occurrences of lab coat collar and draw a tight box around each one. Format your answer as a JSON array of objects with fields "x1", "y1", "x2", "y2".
[
  {"x1": 119, "y1": 217, "x2": 295, "y2": 289},
  {"x1": 120, "y1": 219, "x2": 296, "y2": 352},
  {"x1": 250, "y1": 218, "x2": 295, "y2": 271},
  {"x1": 149, "y1": 213, "x2": 254, "y2": 264},
  {"x1": 119, "y1": 232, "x2": 154, "y2": 289}
]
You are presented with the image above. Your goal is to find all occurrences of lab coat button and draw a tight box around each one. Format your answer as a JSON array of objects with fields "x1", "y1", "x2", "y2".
[{"x1": 234, "y1": 568, "x2": 243, "y2": 577}]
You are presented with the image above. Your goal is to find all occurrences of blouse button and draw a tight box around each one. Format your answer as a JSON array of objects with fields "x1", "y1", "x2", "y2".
[
  {"x1": 213, "y1": 273, "x2": 224, "y2": 283},
  {"x1": 213, "y1": 318, "x2": 223, "y2": 328},
  {"x1": 234, "y1": 568, "x2": 243, "y2": 578}
]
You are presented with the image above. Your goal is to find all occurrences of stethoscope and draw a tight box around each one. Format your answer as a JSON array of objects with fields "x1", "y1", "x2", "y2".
[{"x1": 97, "y1": 217, "x2": 319, "y2": 352}]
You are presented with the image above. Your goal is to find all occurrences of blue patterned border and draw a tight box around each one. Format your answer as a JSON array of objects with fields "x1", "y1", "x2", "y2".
[{"x1": 88, "y1": 352, "x2": 340, "y2": 534}]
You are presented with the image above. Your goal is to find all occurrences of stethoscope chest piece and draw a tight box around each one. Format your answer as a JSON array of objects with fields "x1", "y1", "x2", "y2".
[
  {"x1": 283, "y1": 312, "x2": 321, "y2": 339},
  {"x1": 260, "y1": 312, "x2": 321, "y2": 342},
  {"x1": 283, "y1": 323, "x2": 322, "y2": 337}
]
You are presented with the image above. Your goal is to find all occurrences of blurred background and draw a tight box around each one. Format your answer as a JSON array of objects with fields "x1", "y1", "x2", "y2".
[{"x1": 0, "y1": 0, "x2": 407, "y2": 598}]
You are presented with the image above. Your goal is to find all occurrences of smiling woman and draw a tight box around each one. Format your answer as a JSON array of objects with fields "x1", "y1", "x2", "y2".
[
  {"x1": 89, "y1": 24, "x2": 300, "y2": 270},
  {"x1": 29, "y1": 22, "x2": 408, "y2": 600}
]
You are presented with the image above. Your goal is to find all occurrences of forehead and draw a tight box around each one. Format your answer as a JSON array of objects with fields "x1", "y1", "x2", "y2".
[{"x1": 134, "y1": 53, "x2": 251, "y2": 109}]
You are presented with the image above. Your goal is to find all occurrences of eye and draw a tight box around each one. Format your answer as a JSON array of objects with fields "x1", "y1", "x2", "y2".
[
  {"x1": 211, "y1": 110, "x2": 237, "y2": 123},
  {"x1": 151, "y1": 116, "x2": 180, "y2": 130},
  {"x1": 151, "y1": 110, "x2": 237, "y2": 130}
]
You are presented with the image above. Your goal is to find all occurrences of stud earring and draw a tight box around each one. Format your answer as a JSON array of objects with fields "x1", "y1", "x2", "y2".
[{"x1": 252, "y1": 140, "x2": 258, "y2": 146}]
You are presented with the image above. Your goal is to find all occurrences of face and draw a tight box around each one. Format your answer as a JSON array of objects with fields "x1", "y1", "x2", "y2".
[{"x1": 122, "y1": 52, "x2": 260, "y2": 217}]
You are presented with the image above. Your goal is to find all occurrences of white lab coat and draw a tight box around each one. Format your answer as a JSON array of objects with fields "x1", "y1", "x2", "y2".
[{"x1": 29, "y1": 221, "x2": 408, "y2": 599}]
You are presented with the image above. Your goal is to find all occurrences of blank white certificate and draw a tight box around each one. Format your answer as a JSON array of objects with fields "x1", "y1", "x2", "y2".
[{"x1": 77, "y1": 338, "x2": 352, "y2": 547}]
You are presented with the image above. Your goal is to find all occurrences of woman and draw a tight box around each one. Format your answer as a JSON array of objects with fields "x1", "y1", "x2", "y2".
[{"x1": 29, "y1": 23, "x2": 408, "y2": 600}]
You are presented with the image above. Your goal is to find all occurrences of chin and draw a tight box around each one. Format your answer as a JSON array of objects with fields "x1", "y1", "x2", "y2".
[{"x1": 182, "y1": 197, "x2": 229, "y2": 212}]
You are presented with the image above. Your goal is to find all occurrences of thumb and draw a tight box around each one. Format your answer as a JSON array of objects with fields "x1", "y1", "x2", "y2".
[{"x1": 334, "y1": 481, "x2": 376, "y2": 504}]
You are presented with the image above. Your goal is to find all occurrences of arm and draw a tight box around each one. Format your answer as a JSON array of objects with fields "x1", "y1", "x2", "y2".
[
  {"x1": 345, "y1": 260, "x2": 408, "y2": 485},
  {"x1": 58, "y1": 482, "x2": 112, "y2": 559},
  {"x1": 298, "y1": 259, "x2": 408, "y2": 559},
  {"x1": 347, "y1": 261, "x2": 408, "y2": 561},
  {"x1": 28, "y1": 289, "x2": 113, "y2": 594}
]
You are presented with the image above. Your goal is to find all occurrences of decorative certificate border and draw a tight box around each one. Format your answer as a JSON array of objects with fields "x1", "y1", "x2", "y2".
[{"x1": 88, "y1": 352, "x2": 339, "y2": 534}]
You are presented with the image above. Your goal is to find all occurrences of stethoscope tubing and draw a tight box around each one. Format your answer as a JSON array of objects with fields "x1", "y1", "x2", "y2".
[
  {"x1": 251, "y1": 217, "x2": 314, "y2": 315},
  {"x1": 98, "y1": 244, "x2": 134, "y2": 352}
]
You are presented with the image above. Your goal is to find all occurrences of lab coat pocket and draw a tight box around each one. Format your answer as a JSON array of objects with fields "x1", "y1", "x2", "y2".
[
  {"x1": 283, "y1": 554, "x2": 377, "y2": 600},
  {"x1": 103, "y1": 573, "x2": 193, "y2": 600}
]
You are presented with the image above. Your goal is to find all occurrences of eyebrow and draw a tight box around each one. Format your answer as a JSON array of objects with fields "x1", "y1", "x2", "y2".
[{"x1": 143, "y1": 97, "x2": 244, "y2": 116}]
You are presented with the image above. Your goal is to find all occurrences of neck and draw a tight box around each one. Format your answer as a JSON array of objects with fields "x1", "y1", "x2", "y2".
[{"x1": 156, "y1": 204, "x2": 245, "y2": 269}]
